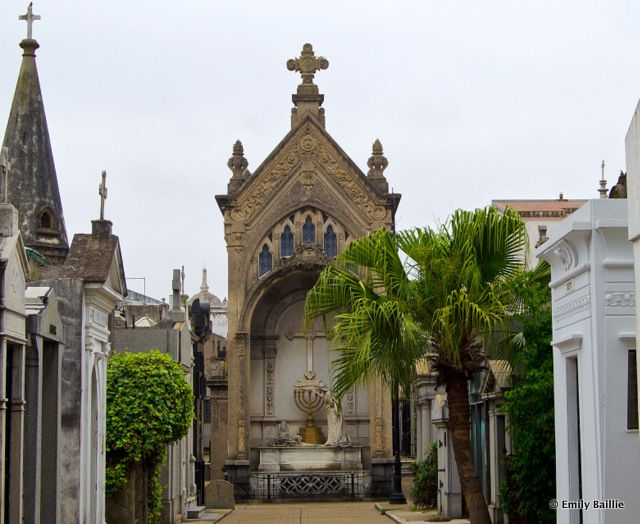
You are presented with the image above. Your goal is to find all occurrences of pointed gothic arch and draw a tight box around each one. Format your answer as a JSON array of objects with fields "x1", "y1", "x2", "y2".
[{"x1": 302, "y1": 216, "x2": 316, "y2": 244}]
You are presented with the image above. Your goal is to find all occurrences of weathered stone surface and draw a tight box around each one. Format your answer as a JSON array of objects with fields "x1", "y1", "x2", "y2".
[
  {"x1": 258, "y1": 446, "x2": 363, "y2": 472},
  {"x1": 2, "y1": 37, "x2": 68, "y2": 263},
  {"x1": 205, "y1": 480, "x2": 235, "y2": 509},
  {"x1": 215, "y1": 43, "x2": 398, "y2": 499}
]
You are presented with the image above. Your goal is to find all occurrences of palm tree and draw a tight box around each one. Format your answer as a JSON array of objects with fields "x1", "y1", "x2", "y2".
[{"x1": 304, "y1": 206, "x2": 526, "y2": 524}]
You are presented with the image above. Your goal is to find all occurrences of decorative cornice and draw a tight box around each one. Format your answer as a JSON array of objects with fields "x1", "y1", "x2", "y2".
[{"x1": 553, "y1": 294, "x2": 591, "y2": 321}]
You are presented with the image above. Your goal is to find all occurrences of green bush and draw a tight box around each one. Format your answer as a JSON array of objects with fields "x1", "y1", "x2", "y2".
[
  {"x1": 106, "y1": 350, "x2": 194, "y2": 522},
  {"x1": 411, "y1": 442, "x2": 438, "y2": 508},
  {"x1": 499, "y1": 264, "x2": 555, "y2": 523}
]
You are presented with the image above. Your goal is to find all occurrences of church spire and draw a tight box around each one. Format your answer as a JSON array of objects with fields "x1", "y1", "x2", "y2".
[
  {"x1": 200, "y1": 267, "x2": 209, "y2": 294},
  {"x1": 2, "y1": 5, "x2": 69, "y2": 263},
  {"x1": 287, "y1": 44, "x2": 329, "y2": 129}
]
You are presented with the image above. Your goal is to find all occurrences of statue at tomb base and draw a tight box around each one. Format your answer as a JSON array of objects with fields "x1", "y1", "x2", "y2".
[
  {"x1": 324, "y1": 389, "x2": 352, "y2": 448},
  {"x1": 268, "y1": 421, "x2": 302, "y2": 447}
]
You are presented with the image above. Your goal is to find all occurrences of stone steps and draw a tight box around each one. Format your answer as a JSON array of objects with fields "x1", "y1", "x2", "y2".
[{"x1": 186, "y1": 506, "x2": 206, "y2": 519}]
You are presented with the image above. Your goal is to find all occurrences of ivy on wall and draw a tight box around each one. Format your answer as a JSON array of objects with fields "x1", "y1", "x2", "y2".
[{"x1": 106, "y1": 350, "x2": 194, "y2": 521}]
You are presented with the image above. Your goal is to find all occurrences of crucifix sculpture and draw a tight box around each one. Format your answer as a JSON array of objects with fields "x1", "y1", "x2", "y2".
[
  {"x1": 99, "y1": 170, "x2": 107, "y2": 220},
  {"x1": 287, "y1": 43, "x2": 329, "y2": 86},
  {"x1": 19, "y1": 3, "x2": 40, "y2": 40},
  {"x1": 285, "y1": 329, "x2": 325, "y2": 379},
  {"x1": 287, "y1": 328, "x2": 328, "y2": 444}
]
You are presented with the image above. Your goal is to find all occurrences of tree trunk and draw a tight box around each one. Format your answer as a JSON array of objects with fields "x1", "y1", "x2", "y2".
[{"x1": 447, "y1": 370, "x2": 492, "y2": 524}]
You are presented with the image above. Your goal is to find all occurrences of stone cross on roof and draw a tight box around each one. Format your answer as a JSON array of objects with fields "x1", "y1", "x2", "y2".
[
  {"x1": 287, "y1": 43, "x2": 329, "y2": 85},
  {"x1": 99, "y1": 170, "x2": 107, "y2": 220},
  {"x1": 19, "y1": 3, "x2": 41, "y2": 40}
]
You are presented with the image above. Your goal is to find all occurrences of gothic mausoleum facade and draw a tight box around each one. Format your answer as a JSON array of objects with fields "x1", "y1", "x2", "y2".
[{"x1": 216, "y1": 44, "x2": 399, "y2": 498}]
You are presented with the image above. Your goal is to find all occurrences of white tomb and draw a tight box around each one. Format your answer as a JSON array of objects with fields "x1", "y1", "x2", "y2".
[{"x1": 537, "y1": 199, "x2": 640, "y2": 523}]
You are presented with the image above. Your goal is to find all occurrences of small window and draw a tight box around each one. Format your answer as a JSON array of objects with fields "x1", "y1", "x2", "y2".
[
  {"x1": 258, "y1": 244, "x2": 272, "y2": 277},
  {"x1": 39, "y1": 209, "x2": 53, "y2": 229},
  {"x1": 628, "y1": 350, "x2": 638, "y2": 430},
  {"x1": 302, "y1": 216, "x2": 315, "y2": 244},
  {"x1": 281, "y1": 225, "x2": 294, "y2": 257},
  {"x1": 324, "y1": 225, "x2": 337, "y2": 257}
]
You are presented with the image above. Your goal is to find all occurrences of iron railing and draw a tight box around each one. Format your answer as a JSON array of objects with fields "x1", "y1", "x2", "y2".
[{"x1": 250, "y1": 471, "x2": 370, "y2": 500}]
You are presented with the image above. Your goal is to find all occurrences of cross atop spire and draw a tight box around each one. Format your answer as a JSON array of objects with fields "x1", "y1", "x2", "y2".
[
  {"x1": 287, "y1": 44, "x2": 329, "y2": 86},
  {"x1": 99, "y1": 170, "x2": 108, "y2": 219},
  {"x1": 19, "y1": 3, "x2": 40, "y2": 40},
  {"x1": 287, "y1": 44, "x2": 329, "y2": 128}
]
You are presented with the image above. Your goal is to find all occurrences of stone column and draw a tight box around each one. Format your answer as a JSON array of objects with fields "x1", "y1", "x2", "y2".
[
  {"x1": 488, "y1": 403, "x2": 499, "y2": 521},
  {"x1": 415, "y1": 376, "x2": 436, "y2": 460},
  {"x1": 423, "y1": 400, "x2": 433, "y2": 448},
  {"x1": 8, "y1": 343, "x2": 26, "y2": 524},
  {"x1": 0, "y1": 337, "x2": 7, "y2": 524},
  {"x1": 24, "y1": 336, "x2": 43, "y2": 524},
  {"x1": 225, "y1": 332, "x2": 250, "y2": 498},
  {"x1": 41, "y1": 339, "x2": 62, "y2": 523},
  {"x1": 416, "y1": 403, "x2": 423, "y2": 461},
  {"x1": 369, "y1": 377, "x2": 393, "y2": 497}
]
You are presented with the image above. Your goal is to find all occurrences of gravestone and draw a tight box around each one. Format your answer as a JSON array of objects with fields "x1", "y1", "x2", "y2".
[{"x1": 205, "y1": 480, "x2": 235, "y2": 509}]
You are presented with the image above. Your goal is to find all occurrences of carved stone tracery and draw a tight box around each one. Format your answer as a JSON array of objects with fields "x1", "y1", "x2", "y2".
[
  {"x1": 263, "y1": 338, "x2": 278, "y2": 417},
  {"x1": 230, "y1": 123, "x2": 388, "y2": 223}
]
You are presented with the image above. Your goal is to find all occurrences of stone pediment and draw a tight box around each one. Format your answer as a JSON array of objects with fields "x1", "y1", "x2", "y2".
[
  {"x1": 105, "y1": 247, "x2": 127, "y2": 297},
  {"x1": 1, "y1": 233, "x2": 28, "y2": 316},
  {"x1": 63, "y1": 230, "x2": 127, "y2": 297},
  {"x1": 222, "y1": 116, "x2": 390, "y2": 227}
]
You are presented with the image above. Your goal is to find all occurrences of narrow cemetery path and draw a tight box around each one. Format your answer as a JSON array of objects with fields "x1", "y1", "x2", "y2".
[{"x1": 221, "y1": 501, "x2": 390, "y2": 523}]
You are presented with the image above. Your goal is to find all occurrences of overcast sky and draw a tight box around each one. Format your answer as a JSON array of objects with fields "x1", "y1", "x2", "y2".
[{"x1": 1, "y1": 1, "x2": 639, "y2": 301}]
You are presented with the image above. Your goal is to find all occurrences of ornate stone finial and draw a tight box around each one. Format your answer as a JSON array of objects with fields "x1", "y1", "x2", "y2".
[
  {"x1": 228, "y1": 140, "x2": 249, "y2": 178},
  {"x1": 287, "y1": 44, "x2": 329, "y2": 128},
  {"x1": 0, "y1": 147, "x2": 9, "y2": 204},
  {"x1": 598, "y1": 159, "x2": 608, "y2": 199},
  {"x1": 19, "y1": 3, "x2": 41, "y2": 40},
  {"x1": 287, "y1": 43, "x2": 329, "y2": 86},
  {"x1": 98, "y1": 170, "x2": 108, "y2": 220},
  {"x1": 367, "y1": 139, "x2": 389, "y2": 192},
  {"x1": 227, "y1": 140, "x2": 250, "y2": 193}
]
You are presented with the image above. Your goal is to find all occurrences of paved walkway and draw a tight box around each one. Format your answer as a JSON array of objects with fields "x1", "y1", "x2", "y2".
[
  {"x1": 188, "y1": 502, "x2": 472, "y2": 524},
  {"x1": 219, "y1": 502, "x2": 390, "y2": 523},
  {"x1": 375, "y1": 503, "x2": 471, "y2": 523}
]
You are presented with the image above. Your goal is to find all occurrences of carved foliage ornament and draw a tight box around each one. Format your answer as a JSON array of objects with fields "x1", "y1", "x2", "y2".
[
  {"x1": 230, "y1": 124, "x2": 388, "y2": 222},
  {"x1": 552, "y1": 241, "x2": 578, "y2": 271},
  {"x1": 604, "y1": 292, "x2": 635, "y2": 308}
]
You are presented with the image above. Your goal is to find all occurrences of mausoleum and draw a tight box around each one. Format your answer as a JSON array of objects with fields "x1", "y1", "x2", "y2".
[{"x1": 215, "y1": 44, "x2": 399, "y2": 499}]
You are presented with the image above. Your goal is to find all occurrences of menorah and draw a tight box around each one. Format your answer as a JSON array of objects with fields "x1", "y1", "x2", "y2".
[{"x1": 293, "y1": 379, "x2": 326, "y2": 444}]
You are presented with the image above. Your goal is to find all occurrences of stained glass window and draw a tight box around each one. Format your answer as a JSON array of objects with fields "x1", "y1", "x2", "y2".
[
  {"x1": 303, "y1": 216, "x2": 315, "y2": 244},
  {"x1": 281, "y1": 225, "x2": 294, "y2": 257},
  {"x1": 324, "y1": 225, "x2": 337, "y2": 257},
  {"x1": 258, "y1": 244, "x2": 272, "y2": 276}
]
